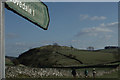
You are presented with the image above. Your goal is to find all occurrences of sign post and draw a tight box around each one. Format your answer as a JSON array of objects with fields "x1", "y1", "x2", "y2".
[{"x1": 0, "y1": 0, "x2": 5, "y2": 79}]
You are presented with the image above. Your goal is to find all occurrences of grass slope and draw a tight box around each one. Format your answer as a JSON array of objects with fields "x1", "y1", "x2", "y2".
[
  {"x1": 5, "y1": 58, "x2": 14, "y2": 66},
  {"x1": 16, "y1": 45, "x2": 117, "y2": 67}
]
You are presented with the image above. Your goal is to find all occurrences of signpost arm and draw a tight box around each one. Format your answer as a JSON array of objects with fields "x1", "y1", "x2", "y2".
[{"x1": 0, "y1": 1, "x2": 5, "y2": 79}]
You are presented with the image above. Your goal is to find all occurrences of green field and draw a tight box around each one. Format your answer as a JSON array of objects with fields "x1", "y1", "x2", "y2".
[
  {"x1": 7, "y1": 45, "x2": 117, "y2": 67},
  {"x1": 6, "y1": 45, "x2": 119, "y2": 67},
  {"x1": 5, "y1": 58, "x2": 14, "y2": 66},
  {"x1": 97, "y1": 70, "x2": 119, "y2": 78},
  {"x1": 5, "y1": 45, "x2": 119, "y2": 79}
]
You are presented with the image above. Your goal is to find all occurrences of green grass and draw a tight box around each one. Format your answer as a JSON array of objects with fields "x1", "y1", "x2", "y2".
[
  {"x1": 7, "y1": 45, "x2": 118, "y2": 67},
  {"x1": 76, "y1": 67, "x2": 115, "y2": 72},
  {"x1": 5, "y1": 58, "x2": 14, "y2": 66},
  {"x1": 97, "y1": 70, "x2": 119, "y2": 78},
  {"x1": 56, "y1": 47, "x2": 117, "y2": 65}
]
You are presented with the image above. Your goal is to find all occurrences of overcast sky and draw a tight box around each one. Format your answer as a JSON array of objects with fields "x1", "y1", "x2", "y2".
[{"x1": 5, "y1": 2, "x2": 118, "y2": 57}]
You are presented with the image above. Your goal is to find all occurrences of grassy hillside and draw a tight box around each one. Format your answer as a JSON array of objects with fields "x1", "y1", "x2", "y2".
[
  {"x1": 5, "y1": 57, "x2": 14, "y2": 66},
  {"x1": 16, "y1": 45, "x2": 118, "y2": 67}
]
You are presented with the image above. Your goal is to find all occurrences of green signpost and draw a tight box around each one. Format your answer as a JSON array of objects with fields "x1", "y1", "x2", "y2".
[{"x1": 5, "y1": 0, "x2": 50, "y2": 30}]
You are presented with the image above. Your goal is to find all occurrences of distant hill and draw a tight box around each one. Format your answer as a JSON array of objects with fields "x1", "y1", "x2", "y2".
[
  {"x1": 97, "y1": 48, "x2": 118, "y2": 53},
  {"x1": 104, "y1": 46, "x2": 118, "y2": 49},
  {"x1": 6, "y1": 56, "x2": 16, "y2": 60},
  {"x1": 5, "y1": 56, "x2": 15, "y2": 66},
  {"x1": 14, "y1": 45, "x2": 118, "y2": 68}
]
